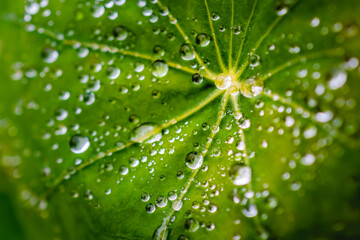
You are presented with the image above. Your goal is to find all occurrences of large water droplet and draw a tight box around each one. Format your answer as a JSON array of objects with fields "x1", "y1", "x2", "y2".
[
  {"x1": 152, "y1": 60, "x2": 169, "y2": 77},
  {"x1": 230, "y1": 164, "x2": 251, "y2": 186},
  {"x1": 215, "y1": 73, "x2": 232, "y2": 89},
  {"x1": 185, "y1": 151, "x2": 203, "y2": 170},
  {"x1": 130, "y1": 123, "x2": 162, "y2": 143},
  {"x1": 70, "y1": 134, "x2": 90, "y2": 154},
  {"x1": 240, "y1": 77, "x2": 264, "y2": 98},
  {"x1": 180, "y1": 44, "x2": 195, "y2": 61}
]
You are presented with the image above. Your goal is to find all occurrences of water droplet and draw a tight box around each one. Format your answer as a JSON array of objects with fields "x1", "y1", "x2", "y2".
[
  {"x1": 230, "y1": 164, "x2": 251, "y2": 186},
  {"x1": 172, "y1": 200, "x2": 183, "y2": 211},
  {"x1": 155, "y1": 195, "x2": 168, "y2": 208},
  {"x1": 70, "y1": 134, "x2": 90, "y2": 154},
  {"x1": 215, "y1": 73, "x2": 232, "y2": 89},
  {"x1": 276, "y1": 4, "x2": 288, "y2": 16},
  {"x1": 41, "y1": 47, "x2": 59, "y2": 63},
  {"x1": 184, "y1": 218, "x2": 199, "y2": 232},
  {"x1": 113, "y1": 25, "x2": 128, "y2": 41},
  {"x1": 141, "y1": 193, "x2": 150, "y2": 202},
  {"x1": 239, "y1": 117, "x2": 251, "y2": 129},
  {"x1": 119, "y1": 166, "x2": 129, "y2": 175},
  {"x1": 315, "y1": 111, "x2": 333, "y2": 123},
  {"x1": 107, "y1": 67, "x2": 121, "y2": 80},
  {"x1": 211, "y1": 12, "x2": 220, "y2": 21},
  {"x1": 328, "y1": 70, "x2": 347, "y2": 90},
  {"x1": 192, "y1": 73, "x2": 203, "y2": 84},
  {"x1": 180, "y1": 44, "x2": 195, "y2": 61},
  {"x1": 196, "y1": 33, "x2": 211, "y2": 47},
  {"x1": 185, "y1": 151, "x2": 203, "y2": 170},
  {"x1": 152, "y1": 60, "x2": 168, "y2": 77},
  {"x1": 152, "y1": 45, "x2": 165, "y2": 57},
  {"x1": 91, "y1": 5, "x2": 105, "y2": 18},
  {"x1": 146, "y1": 203, "x2": 156, "y2": 213},
  {"x1": 130, "y1": 123, "x2": 162, "y2": 143},
  {"x1": 301, "y1": 153, "x2": 316, "y2": 166},
  {"x1": 249, "y1": 54, "x2": 260, "y2": 67},
  {"x1": 242, "y1": 203, "x2": 258, "y2": 218},
  {"x1": 240, "y1": 77, "x2": 264, "y2": 98}
]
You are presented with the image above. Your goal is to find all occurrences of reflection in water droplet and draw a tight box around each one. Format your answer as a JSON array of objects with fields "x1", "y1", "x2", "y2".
[
  {"x1": 185, "y1": 151, "x2": 203, "y2": 170},
  {"x1": 155, "y1": 195, "x2": 168, "y2": 208},
  {"x1": 276, "y1": 4, "x2": 288, "y2": 16},
  {"x1": 230, "y1": 164, "x2": 251, "y2": 186},
  {"x1": 240, "y1": 77, "x2": 264, "y2": 98},
  {"x1": 196, "y1": 33, "x2": 211, "y2": 47},
  {"x1": 152, "y1": 60, "x2": 169, "y2": 77},
  {"x1": 130, "y1": 123, "x2": 162, "y2": 143},
  {"x1": 180, "y1": 44, "x2": 195, "y2": 61},
  {"x1": 70, "y1": 134, "x2": 90, "y2": 154}
]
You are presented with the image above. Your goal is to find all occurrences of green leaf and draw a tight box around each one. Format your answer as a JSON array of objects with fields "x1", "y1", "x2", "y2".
[{"x1": 1, "y1": 0, "x2": 360, "y2": 239}]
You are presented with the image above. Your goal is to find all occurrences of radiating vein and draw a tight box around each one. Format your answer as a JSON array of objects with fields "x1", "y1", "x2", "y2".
[
  {"x1": 236, "y1": 1, "x2": 300, "y2": 78},
  {"x1": 44, "y1": 89, "x2": 225, "y2": 198},
  {"x1": 260, "y1": 48, "x2": 345, "y2": 82},
  {"x1": 228, "y1": 0, "x2": 235, "y2": 70},
  {"x1": 156, "y1": 92, "x2": 229, "y2": 240},
  {"x1": 231, "y1": 95, "x2": 266, "y2": 235},
  {"x1": 35, "y1": 27, "x2": 216, "y2": 81},
  {"x1": 156, "y1": 0, "x2": 216, "y2": 79},
  {"x1": 233, "y1": 0, "x2": 258, "y2": 71},
  {"x1": 261, "y1": 91, "x2": 360, "y2": 147},
  {"x1": 204, "y1": 0, "x2": 227, "y2": 73}
]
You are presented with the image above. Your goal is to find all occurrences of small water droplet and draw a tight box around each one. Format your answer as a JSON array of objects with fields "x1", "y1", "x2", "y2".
[
  {"x1": 196, "y1": 33, "x2": 211, "y2": 47},
  {"x1": 192, "y1": 73, "x2": 203, "y2": 84},
  {"x1": 107, "y1": 67, "x2": 121, "y2": 79},
  {"x1": 41, "y1": 47, "x2": 59, "y2": 63},
  {"x1": 113, "y1": 25, "x2": 128, "y2": 41},
  {"x1": 70, "y1": 135, "x2": 90, "y2": 154}
]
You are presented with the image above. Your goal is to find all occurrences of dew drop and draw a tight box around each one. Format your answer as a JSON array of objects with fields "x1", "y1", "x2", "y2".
[
  {"x1": 301, "y1": 153, "x2": 316, "y2": 166},
  {"x1": 192, "y1": 73, "x2": 203, "y2": 84},
  {"x1": 70, "y1": 134, "x2": 90, "y2": 154},
  {"x1": 242, "y1": 203, "x2": 258, "y2": 218},
  {"x1": 130, "y1": 123, "x2": 162, "y2": 143},
  {"x1": 240, "y1": 77, "x2": 264, "y2": 98},
  {"x1": 152, "y1": 60, "x2": 169, "y2": 77},
  {"x1": 146, "y1": 203, "x2": 156, "y2": 213},
  {"x1": 91, "y1": 5, "x2": 105, "y2": 18},
  {"x1": 215, "y1": 73, "x2": 232, "y2": 89},
  {"x1": 249, "y1": 54, "x2": 260, "y2": 68},
  {"x1": 113, "y1": 25, "x2": 128, "y2": 41},
  {"x1": 41, "y1": 47, "x2": 59, "y2": 63},
  {"x1": 276, "y1": 4, "x2": 288, "y2": 16},
  {"x1": 180, "y1": 44, "x2": 195, "y2": 61},
  {"x1": 185, "y1": 151, "x2": 203, "y2": 170},
  {"x1": 185, "y1": 218, "x2": 199, "y2": 232},
  {"x1": 155, "y1": 195, "x2": 168, "y2": 208},
  {"x1": 230, "y1": 164, "x2": 251, "y2": 186},
  {"x1": 107, "y1": 67, "x2": 121, "y2": 80},
  {"x1": 196, "y1": 33, "x2": 211, "y2": 47}
]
